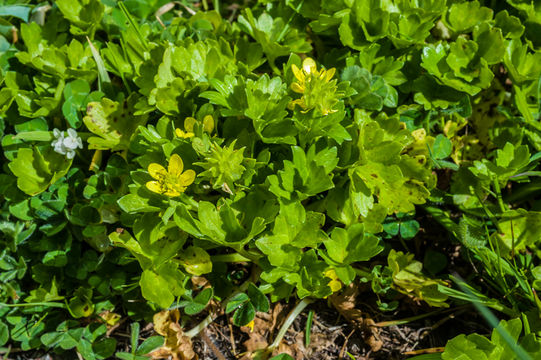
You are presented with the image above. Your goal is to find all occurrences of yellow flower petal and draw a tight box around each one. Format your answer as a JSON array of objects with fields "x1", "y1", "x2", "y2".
[
  {"x1": 302, "y1": 58, "x2": 317, "y2": 74},
  {"x1": 146, "y1": 180, "x2": 164, "y2": 194},
  {"x1": 148, "y1": 163, "x2": 167, "y2": 180},
  {"x1": 329, "y1": 279, "x2": 342, "y2": 292},
  {"x1": 324, "y1": 269, "x2": 338, "y2": 280},
  {"x1": 291, "y1": 64, "x2": 305, "y2": 83},
  {"x1": 184, "y1": 117, "x2": 196, "y2": 133},
  {"x1": 168, "y1": 154, "x2": 184, "y2": 177},
  {"x1": 163, "y1": 188, "x2": 181, "y2": 197},
  {"x1": 203, "y1": 115, "x2": 214, "y2": 134},
  {"x1": 175, "y1": 129, "x2": 194, "y2": 138},
  {"x1": 178, "y1": 169, "x2": 196, "y2": 187},
  {"x1": 288, "y1": 98, "x2": 304, "y2": 110},
  {"x1": 291, "y1": 82, "x2": 305, "y2": 94},
  {"x1": 246, "y1": 320, "x2": 255, "y2": 333},
  {"x1": 325, "y1": 68, "x2": 336, "y2": 82}
]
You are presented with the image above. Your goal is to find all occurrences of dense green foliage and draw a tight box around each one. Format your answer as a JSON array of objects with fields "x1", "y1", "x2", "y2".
[{"x1": 2, "y1": 0, "x2": 541, "y2": 358}]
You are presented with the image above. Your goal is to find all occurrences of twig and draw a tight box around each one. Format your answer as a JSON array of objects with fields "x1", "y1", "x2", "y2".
[
  {"x1": 338, "y1": 328, "x2": 355, "y2": 358},
  {"x1": 200, "y1": 330, "x2": 227, "y2": 360},
  {"x1": 229, "y1": 323, "x2": 237, "y2": 356},
  {"x1": 155, "y1": 15, "x2": 166, "y2": 29},
  {"x1": 106, "y1": 317, "x2": 128, "y2": 337},
  {"x1": 402, "y1": 347, "x2": 445, "y2": 356}
]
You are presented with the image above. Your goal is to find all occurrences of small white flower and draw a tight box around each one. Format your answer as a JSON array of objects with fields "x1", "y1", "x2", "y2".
[{"x1": 51, "y1": 128, "x2": 83, "y2": 159}]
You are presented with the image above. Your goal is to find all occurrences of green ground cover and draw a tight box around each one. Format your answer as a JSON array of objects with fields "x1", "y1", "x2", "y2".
[{"x1": 2, "y1": 0, "x2": 541, "y2": 359}]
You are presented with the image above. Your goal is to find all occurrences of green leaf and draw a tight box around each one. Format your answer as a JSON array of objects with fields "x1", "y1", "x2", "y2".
[
  {"x1": 352, "y1": 0, "x2": 390, "y2": 41},
  {"x1": 495, "y1": 10, "x2": 524, "y2": 39},
  {"x1": 324, "y1": 224, "x2": 383, "y2": 265},
  {"x1": 225, "y1": 293, "x2": 250, "y2": 314},
  {"x1": 431, "y1": 134, "x2": 452, "y2": 160},
  {"x1": 56, "y1": 0, "x2": 104, "y2": 34},
  {"x1": 256, "y1": 202, "x2": 327, "y2": 268},
  {"x1": 0, "y1": 321, "x2": 8, "y2": 346},
  {"x1": 268, "y1": 145, "x2": 337, "y2": 201},
  {"x1": 178, "y1": 246, "x2": 212, "y2": 276},
  {"x1": 77, "y1": 339, "x2": 95, "y2": 360},
  {"x1": 0, "y1": 5, "x2": 31, "y2": 22},
  {"x1": 136, "y1": 336, "x2": 164, "y2": 355},
  {"x1": 117, "y1": 193, "x2": 161, "y2": 213},
  {"x1": 237, "y1": 8, "x2": 311, "y2": 70},
  {"x1": 270, "y1": 354, "x2": 295, "y2": 360},
  {"x1": 388, "y1": 250, "x2": 449, "y2": 307},
  {"x1": 444, "y1": 1, "x2": 493, "y2": 33},
  {"x1": 232, "y1": 301, "x2": 256, "y2": 327},
  {"x1": 42, "y1": 250, "x2": 68, "y2": 267},
  {"x1": 473, "y1": 23, "x2": 505, "y2": 65},
  {"x1": 93, "y1": 337, "x2": 117, "y2": 359},
  {"x1": 492, "y1": 209, "x2": 541, "y2": 256},
  {"x1": 130, "y1": 323, "x2": 140, "y2": 354},
  {"x1": 399, "y1": 218, "x2": 420, "y2": 240},
  {"x1": 441, "y1": 334, "x2": 492, "y2": 360},
  {"x1": 62, "y1": 79, "x2": 92, "y2": 128},
  {"x1": 140, "y1": 269, "x2": 175, "y2": 309},
  {"x1": 185, "y1": 288, "x2": 214, "y2": 315},
  {"x1": 247, "y1": 283, "x2": 270, "y2": 313},
  {"x1": 8, "y1": 147, "x2": 72, "y2": 196}
]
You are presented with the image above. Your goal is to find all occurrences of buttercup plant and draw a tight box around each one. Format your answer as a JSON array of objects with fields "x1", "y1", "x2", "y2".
[
  {"x1": 289, "y1": 57, "x2": 341, "y2": 115},
  {"x1": 146, "y1": 154, "x2": 196, "y2": 197},
  {"x1": 2, "y1": 0, "x2": 541, "y2": 359}
]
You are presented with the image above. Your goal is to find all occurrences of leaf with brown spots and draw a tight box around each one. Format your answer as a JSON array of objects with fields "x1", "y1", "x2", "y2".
[{"x1": 83, "y1": 93, "x2": 147, "y2": 151}]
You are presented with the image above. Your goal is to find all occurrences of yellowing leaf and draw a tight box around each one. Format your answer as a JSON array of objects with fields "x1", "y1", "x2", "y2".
[{"x1": 83, "y1": 95, "x2": 147, "y2": 150}]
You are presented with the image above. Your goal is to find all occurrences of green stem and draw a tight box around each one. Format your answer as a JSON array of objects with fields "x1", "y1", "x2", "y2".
[
  {"x1": 185, "y1": 313, "x2": 214, "y2": 338},
  {"x1": 353, "y1": 266, "x2": 372, "y2": 280},
  {"x1": 276, "y1": 0, "x2": 304, "y2": 43},
  {"x1": 492, "y1": 177, "x2": 507, "y2": 213},
  {"x1": 422, "y1": 205, "x2": 460, "y2": 237},
  {"x1": 374, "y1": 305, "x2": 469, "y2": 327},
  {"x1": 474, "y1": 189, "x2": 504, "y2": 235},
  {"x1": 269, "y1": 298, "x2": 313, "y2": 351},
  {"x1": 118, "y1": 2, "x2": 149, "y2": 52},
  {"x1": 0, "y1": 302, "x2": 66, "y2": 309}
]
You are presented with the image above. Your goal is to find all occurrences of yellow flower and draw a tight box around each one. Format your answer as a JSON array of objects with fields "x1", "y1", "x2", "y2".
[
  {"x1": 202, "y1": 114, "x2": 214, "y2": 134},
  {"x1": 175, "y1": 128, "x2": 194, "y2": 139},
  {"x1": 183, "y1": 115, "x2": 214, "y2": 135},
  {"x1": 184, "y1": 117, "x2": 196, "y2": 133},
  {"x1": 289, "y1": 57, "x2": 338, "y2": 116},
  {"x1": 146, "y1": 154, "x2": 196, "y2": 197},
  {"x1": 245, "y1": 319, "x2": 255, "y2": 333},
  {"x1": 324, "y1": 269, "x2": 342, "y2": 293},
  {"x1": 291, "y1": 58, "x2": 336, "y2": 94}
]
